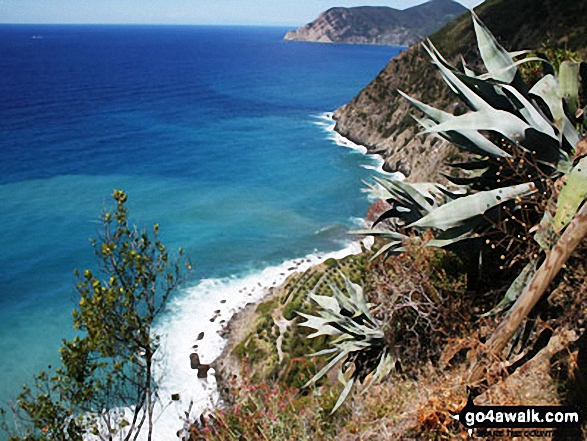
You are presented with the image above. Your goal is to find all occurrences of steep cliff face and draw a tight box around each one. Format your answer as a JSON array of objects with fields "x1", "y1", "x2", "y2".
[
  {"x1": 333, "y1": 0, "x2": 587, "y2": 182},
  {"x1": 284, "y1": 0, "x2": 467, "y2": 47}
]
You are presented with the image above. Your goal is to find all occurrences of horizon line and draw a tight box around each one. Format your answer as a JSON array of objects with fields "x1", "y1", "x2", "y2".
[{"x1": 0, "y1": 22, "x2": 299, "y2": 27}]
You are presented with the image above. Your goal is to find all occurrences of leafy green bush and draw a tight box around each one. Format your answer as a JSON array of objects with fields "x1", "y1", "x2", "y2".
[{"x1": 1, "y1": 191, "x2": 189, "y2": 441}]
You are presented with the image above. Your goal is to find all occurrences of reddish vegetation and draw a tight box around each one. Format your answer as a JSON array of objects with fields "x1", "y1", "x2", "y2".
[{"x1": 365, "y1": 200, "x2": 391, "y2": 222}]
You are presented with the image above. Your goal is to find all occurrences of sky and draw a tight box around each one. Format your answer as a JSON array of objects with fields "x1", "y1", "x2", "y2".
[{"x1": 0, "y1": 0, "x2": 485, "y2": 26}]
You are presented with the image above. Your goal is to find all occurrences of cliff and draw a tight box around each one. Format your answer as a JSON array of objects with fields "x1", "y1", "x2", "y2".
[
  {"x1": 284, "y1": 0, "x2": 467, "y2": 46},
  {"x1": 333, "y1": 0, "x2": 587, "y2": 182}
]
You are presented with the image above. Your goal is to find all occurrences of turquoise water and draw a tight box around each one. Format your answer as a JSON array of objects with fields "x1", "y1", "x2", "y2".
[{"x1": 0, "y1": 24, "x2": 400, "y2": 420}]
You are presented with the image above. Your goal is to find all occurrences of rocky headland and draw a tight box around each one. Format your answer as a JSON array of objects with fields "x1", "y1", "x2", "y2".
[{"x1": 284, "y1": 0, "x2": 466, "y2": 47}]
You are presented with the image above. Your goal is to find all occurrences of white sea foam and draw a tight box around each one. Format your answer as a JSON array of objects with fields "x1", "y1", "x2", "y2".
[
  {"x1": 312, "y1": 112, "x2": 368, "y2": 155},
  {"x1": 312, "y1": 112, "x2": 404, "y2": 178},
  {"x1": 108, "y1": 240, "x2": 369, "y2": 439}
]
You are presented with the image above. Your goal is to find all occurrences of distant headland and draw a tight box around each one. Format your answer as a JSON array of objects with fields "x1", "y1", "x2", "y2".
[{"x1": 284, "y1": 0, "x2": 467, "y2": 46}]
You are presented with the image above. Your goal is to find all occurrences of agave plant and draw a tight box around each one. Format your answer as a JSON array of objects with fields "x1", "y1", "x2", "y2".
[
  {"x1": 357, "y1": 12, "x2": 585, "y2": 309},
  {"x1": 357, "y1": 12, "x2": 587, "y2": 382},
  {"x1": 297, "y1": 273, "x2": 394, "y2": 413}
]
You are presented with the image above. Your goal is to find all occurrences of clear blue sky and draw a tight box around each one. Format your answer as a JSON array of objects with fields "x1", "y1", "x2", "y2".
[{"x1": 0, "y1": 0, "x2": 485, "y2": 26}]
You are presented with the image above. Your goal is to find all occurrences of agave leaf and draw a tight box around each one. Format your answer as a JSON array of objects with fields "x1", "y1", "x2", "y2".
[
  {"x1": 476, "y1": 57, "x2": 547, "y2": 81},
  {"x1": 351, "y1": 229, "x2": 407, "y2": 240},
  {"x1": 423, "y1": 41, "x2": 490, "y2": 111},
  {"x1": 308, "y1": 347, "x2": 340, "y2": 357},
  {"x1": 391, "y1": 179, "x2": 444, "y2": 205},
  {"x1": 442, "y1": 128, "x2": 511, "y2": 158},
  {"x1": 441, "y1": 173, "x2": 484, "y2": 187},
  {"x1": 331, "y1": 375, "x2": 355, "y2": 414},
  {"x1": 434, "y1": 187, "x2": 468, "y2": 204},
  {"x1": 342, "y1": 275, "x2": 379, "y2": 325},
  {"x1": 553, "y1": 157, "x2": 587, "y2": 232},
  {"x1": 330, "y1": 334, "x2": 355, "y2": 345},
  {"x1": 409, "y1": 182, "x2": 537, "y2": 231},
  {"x1": 371, "y1": 240, "x2": 405, "y2": 260},
  {"x1": 337, "y1": 317, "x2": 380, "y2": 338},
  {"x1": 412, "y1": 114, "x2": 436, "y2": 130},
  {"x1": 480, "y1": 262, "x2": 536, "y2": 317},
  {"x1": 423, "y1": 109, "x2": 530, "y2": 145},
  {"x1": 337, "y1": 340, "x2": 376, "y2": 352},
  {"x1": 401, "y1": 90, "x2": 512, "y2": 158},
  {"x1": 398, "y1": 89, "x2": 452, "y2": 123},
  {"x1": 461, "y1": 55, "x2": 476, "y2": 77},
  {"x1": 559, "y1": 61, "x2": 581, "y2": 117},
  {"x1": 521, "y1": 128, "x2": 568, "y2": 166},
  {"x1": 372, "y1": 177, "x2": 434, "y2": 219},
  {"x1": 391, "y1": 181, "x2": 435, "y2": 213},
  {"x1": 297, "y1": 312, "x2": 343, "y2": 338},
  {"x1": 309, "y1": 293, "x2": 340, "y2": 314},
  {"x1": 509, "y1": 50, "x2": 532, "y2": 58},
  {"x1": 471, "y1": 11, "x2": 516, "y2": 83},
  {"x1": 363, "y1": 179, "x2": 393, "y2": 200},
  {"x1": 362, "y1": 353, "x2": 394, "y2": 395},
  {"x1": 372, "y1": 208, "x2": 408, "y2": 227},
  {"x1": 534, "y1": 212, "x2": 557, "y2": 251},
  {"x1": 446, "y1": 160, "x2": 489, "y2": 171},
  {"x1": 530, "y1": 75, "x2": 580, "y2": 147},
  {"x1": 326, "y1": 280, "x2": 357, "y2": 316},
  {"x1": 370, "y1": 176, "x2": 402, "y2": 196},
  {"x1": 376, "y1": 353, "x2": 394, "y2": 378},
  {"x1": 425, "y1": 40, "x2": 528, "y2": 115},
  {"x1": 501, "y1": 84, "x2": 556, "y2": 139},
  {"x1": 411, "y1": 182, "x2": 449, "y2": 200},
  {"x1": 453, "y1": 69, "x2": 513, "y2": 110},
  {"x1": 425, "y1": 232, "x2": 476, "y2": 248},
  {"x1": 304, "y1": 350, "x2": 348, "y2": 387},
  {"x1": 415, "y1": 113, "x2": 511, "y2": 159},
  {"x1": 343, "y1": 276, "x2": 368, "y2": 312},
  {"x1": 425, "y1": 220, "x2": 486, "y2": 249},
  {"x1": 312, "y1": 301, "x2": 346, "y2": 322}
]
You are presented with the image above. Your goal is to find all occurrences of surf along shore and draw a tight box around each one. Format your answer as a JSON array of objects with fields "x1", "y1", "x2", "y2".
[{"x1": 145, "y1": 112, "x2": 392, "y2": 437}]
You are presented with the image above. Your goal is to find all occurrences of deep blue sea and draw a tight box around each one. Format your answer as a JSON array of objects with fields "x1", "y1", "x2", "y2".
[{"x1": 0, "y1": 24, "x2": 400, "y2": 434}]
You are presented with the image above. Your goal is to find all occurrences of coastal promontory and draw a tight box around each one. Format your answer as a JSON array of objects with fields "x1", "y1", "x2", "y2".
[
  {"x1": 332, "y1": 0, "x2": 587, "y2": 181},
  {"x1": 284, "y1": 0, "x2": 467, "y2": 46}
]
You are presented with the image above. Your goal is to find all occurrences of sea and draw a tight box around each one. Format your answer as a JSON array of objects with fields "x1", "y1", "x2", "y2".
[{"x1": 0, "y1": 24, "x2": 401, "y2": 437}]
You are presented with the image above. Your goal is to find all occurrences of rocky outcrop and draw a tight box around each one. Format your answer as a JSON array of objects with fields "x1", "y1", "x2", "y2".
[
  {"x1": 333, "y1": 0, "x2": 587, "y2": 182},
  {"x1": 284, "y1": 0, "x2": 466, "y2": 47},
  {"x1": 190, "y1": 353, "x2": 211, "y2": 378}
]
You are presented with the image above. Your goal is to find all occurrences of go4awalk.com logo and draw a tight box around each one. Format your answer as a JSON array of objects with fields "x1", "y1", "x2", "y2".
[{"x1": 452, "y1": 393, "x2": 580, "y2": 437}]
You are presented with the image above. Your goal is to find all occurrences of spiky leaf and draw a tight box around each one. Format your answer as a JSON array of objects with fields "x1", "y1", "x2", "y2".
[
  {"x1": 472, "y1": 11, "x2": 517, "y2": 83},
  {"x1": 554, "y1": 157, "x2": 587, "y2": 232},
  {"x1": 409, "y1": 183, "x2": 536, "y2": 231}
]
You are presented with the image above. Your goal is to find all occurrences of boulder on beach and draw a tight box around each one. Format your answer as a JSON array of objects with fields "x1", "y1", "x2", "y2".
[
  {"x1": 190, "y1": 352, "x2": 211, "y2": 378},
  {"x1": 190, "y1": 352, "x2": 201, "y2": 369}
]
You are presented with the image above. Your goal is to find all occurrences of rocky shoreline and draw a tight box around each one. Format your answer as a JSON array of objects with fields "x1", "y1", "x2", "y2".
[
  {"x1": 331, "y1": 42, "x2": 459, "y2": 184},
  {"x1": 211, "y1": 286, "x2": 279, "y2": 400},
  {"x1": 192, "y1": 242, "x2": 368, "y2": 413}
]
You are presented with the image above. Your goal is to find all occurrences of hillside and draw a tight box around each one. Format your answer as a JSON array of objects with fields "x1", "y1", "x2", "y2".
[
  {"x1": 190, "y1": 2, "x2": 587, "y2": 439},
  {"x1": 284, "y1": 0, "x2": 467, "y2": 46},
  {"x1": 333, "y1": 0, "x2": 587, "y2": 181}
]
